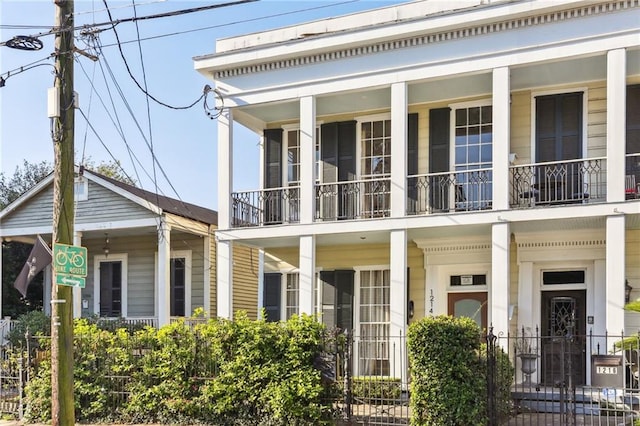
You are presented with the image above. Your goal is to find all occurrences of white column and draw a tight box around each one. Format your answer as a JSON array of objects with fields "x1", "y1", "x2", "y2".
[
  {"x1": 0, "y1": 238, "x2": 3, "y2": 319},
  {"x1": 157, "y1": 219, "x2": 171, "y2": 326},
  {"x1": 216, "y1": 239, "x2": 233, "y2": 319},
  {"x1": 492, "y1": 67, "x2": 510, "y2": 210},
  {"x1": 491, "y1": 222, "x2": 510, "y2": 339},
  {"x1": 606, "y1": 215, "x2": 626, "y2": 334},
  {"x1": 73, "y1": 232, "x2": 82, "y2": 318},
  {"x1": 606, "y1": 49, "x2": 627, "y2": 203},
  {"x1": 299, "y1": 96, "x2": 316, "y2": 224},
  {"x1": 593, "y1": 259, "x2": 607, "y2": 336},
  {"x1": 203, "y1": 232, "x2": 211, "y2": 318},
  {"x1": 218, "y1": 108, "x2": 233, "y2": 230},
  {"x1": 299, "y1": 235, "x2": 315, "y2": 315},
  {"x1": 44, "y1": 266, "x2": 52, "y2": 316},
  {"x1": 390, "y1": 229, "x2": 408, "y2": 381},
  {"x1": 390, "y1": 82, "x2": 408, "y2": 218},
  {"x1": 257, "y1": 249, "x2": 265, "y2": 320}
]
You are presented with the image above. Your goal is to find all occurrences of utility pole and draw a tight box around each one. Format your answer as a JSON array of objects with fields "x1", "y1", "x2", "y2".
[{"x1": 51, "y1": 0, "x2": 75, "y2": 425}]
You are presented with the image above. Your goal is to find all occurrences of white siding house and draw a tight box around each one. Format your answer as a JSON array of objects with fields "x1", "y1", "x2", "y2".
[{"x1": 195, "y1": 0, "x2": 640, "y2": 385}]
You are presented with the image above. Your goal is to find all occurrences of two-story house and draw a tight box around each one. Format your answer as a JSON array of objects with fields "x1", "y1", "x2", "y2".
[{"x1": 195, "y1": 0, "x2": 640, "y2": 386}]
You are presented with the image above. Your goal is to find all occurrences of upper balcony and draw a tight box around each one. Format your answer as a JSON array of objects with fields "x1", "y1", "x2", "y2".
[{"x1": 229, "y1": 154, "x2": 640, "y2": 228}]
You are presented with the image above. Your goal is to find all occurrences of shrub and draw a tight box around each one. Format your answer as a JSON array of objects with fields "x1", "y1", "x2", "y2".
[
  {"x1": 7, "y1": 310, "x2": 50, "y2": 347},
  {"x1": 407, "y1": 315, "x2": 486, "y2": 426},
  {"x1": 350, "y1": 377, "x2": 402, "y2": 403},
  {"x1": 480, "y1": 342, "x2": 514, "y2": 424}
]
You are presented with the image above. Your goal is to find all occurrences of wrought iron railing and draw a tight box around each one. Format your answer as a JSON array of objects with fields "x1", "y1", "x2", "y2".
[
  {"x1": 509, "y1": 157, "x2": 605, "y2": 208},
  {"x1": 315, "y1": 178, "x2": 391, "y2": 221},
  {"x1": 407, "y1": 168, "x2": 492, "y2": 215},
  {"x1": 231, "y1": 186, "x2": 300, "y2": 227},
  {"x1": 626, "y1": 153, "x2": 640, "y2": 200}
]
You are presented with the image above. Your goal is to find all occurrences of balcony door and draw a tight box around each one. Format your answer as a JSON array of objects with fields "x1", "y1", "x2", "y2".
[{"x1": 535, "y1": 92, "x2": 584, "y2": 203}]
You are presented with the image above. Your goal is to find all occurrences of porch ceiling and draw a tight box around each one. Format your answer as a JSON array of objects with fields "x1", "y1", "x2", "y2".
[{"x1": 233, "y1": 49, "x2": 640, "y2": 129}]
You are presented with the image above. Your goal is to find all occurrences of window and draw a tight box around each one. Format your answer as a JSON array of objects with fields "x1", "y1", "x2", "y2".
[
  {"x1": 74, "y1": 177, "x2": 88, "y2": 201},
  {"x1": 285, "y1": 273, "x2": 299, "y2": 319},
  {"x1": 170, "y1": 258, "x2": 186, "y2": 316},
  {"x1": 359, "y1": 269, "x2": 390, "y2": 376},
  {"x1": 453, "y1": 104, "x2": 493, "y2": 210},
  {"x1": 262, "y1": 272, "x2": 300, "y2": 321},
  {"x1": 360, "y1": 118, "x2": 391, "y2": 217}
]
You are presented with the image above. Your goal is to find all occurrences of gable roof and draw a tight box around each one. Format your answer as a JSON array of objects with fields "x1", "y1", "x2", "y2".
[
  {"x1": 0, "y1": 168, "x2": 218, "y2": 226},
  {"x1": 84, "y1": 169, "x2": 218, "y2": 226}
]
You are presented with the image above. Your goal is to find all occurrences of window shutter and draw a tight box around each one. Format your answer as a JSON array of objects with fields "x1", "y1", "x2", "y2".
[
  {"x1": 321, "y1": 122, "x2": 338, "y2": 183},
  {"x1": 627, "y1": 85, "x2": 640, "y2": 155},
  {"x1": 263, "y1": 273, "x2": 282, "y2": 322},
  {"x1": 264, "y1": 129, "x2": 283, "y2": 188},
  {"x1": 429, "y1": 108, "x2": 450, "y2": 210},
  {"x1": 320, "y1": 270, "x2": 354, "y2": 331},
  {"x1": 337, "y1": 121, "x2": 357, "y2": 182},
  {"x1": 407, "y1": 113, "x2": 419, "y2": 210}
]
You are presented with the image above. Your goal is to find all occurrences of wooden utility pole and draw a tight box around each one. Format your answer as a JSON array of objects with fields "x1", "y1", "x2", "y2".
[{"x1": 51, "y1": 0, "x2": 76, "y2": 425}]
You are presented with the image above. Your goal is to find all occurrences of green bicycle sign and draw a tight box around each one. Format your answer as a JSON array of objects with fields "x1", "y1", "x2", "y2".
[{"x1": 53, "y1": 243, "x2": 87, "y2": 277}]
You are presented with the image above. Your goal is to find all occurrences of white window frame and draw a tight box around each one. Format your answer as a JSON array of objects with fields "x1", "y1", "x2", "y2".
[
  {"x1": 154, "y1": 249, "x2": 192, "y2": 317},
  {"x1": 93, "y1": 253, "x2": 128, "y2": 317},
  {"x1": 74, "y1": 177, "x2": 88, "y2": 201}
]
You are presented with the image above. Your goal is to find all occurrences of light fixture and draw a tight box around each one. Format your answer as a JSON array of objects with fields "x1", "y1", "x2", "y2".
[
  {"x1": 103, "y1": 233, "x2": 110, "y2": 257},
  {"x1": 626, "y1": 280, "x2": 633, "y2": 304}
]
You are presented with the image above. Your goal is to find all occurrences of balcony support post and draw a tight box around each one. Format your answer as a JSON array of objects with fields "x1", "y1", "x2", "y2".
[
  {"x1": 300, "y1": 96, "x2": 316, "y2": 224},
  {"x1": 299, "y1": 235, "x2": 315, "y2": 315},
  {"x1": 391, "y1": 82, "x2": 408, "y2": 218},
  {"x1": 606, "y1": 48, "x2": 626, "y2": 203},
  {"x1": 216, "y1": 239, "x2": 233, "y2": 319},
  {"x1": 218, "y1": 108, "x2": 233, "y2": 230},
  {"x1": 390, "y1": 229, "x2": 408, "y2": 383},
  {"x1": 157, "y1": 219, "x2": 171, "y2": 326},
  {"x1": 491, "y1": 222, "x2": 510, "y2": 348},
  {"x1": 492, "y1": 67, "x2": 510, "y2": 210},
  {"x1": 606, "y1": 215, "x2": 625, "y2": 334}
]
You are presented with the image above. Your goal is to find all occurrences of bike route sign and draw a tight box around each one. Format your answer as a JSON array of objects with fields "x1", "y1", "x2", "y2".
[{"x1": 53, "y1": 243, "x2": 87, "y2": 277}]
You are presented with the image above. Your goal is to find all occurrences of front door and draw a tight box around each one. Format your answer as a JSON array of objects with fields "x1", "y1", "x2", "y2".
[
  {"x1": 540, "y1": 290, "x2": 586, "y2": 386},
  {"x1": 448, "y1": 292, "x2": 488, "y2": 331},
  {"x1": 99, "y1": 261, "x2": 122, "y2": 317}
]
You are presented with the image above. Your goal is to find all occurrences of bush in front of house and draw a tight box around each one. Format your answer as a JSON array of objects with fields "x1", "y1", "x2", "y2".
[
  {"x1": 407, "y1": 315, "x2": 487, "y2": 426},
  {"x1": 23, "y1": 313, "x2": 334, "y2": 425},
  {"x1": 480, "y1": 342, "x2": 515, "y2": 424}
]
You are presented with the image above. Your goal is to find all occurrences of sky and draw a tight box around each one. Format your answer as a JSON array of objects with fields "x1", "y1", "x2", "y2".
[{"x1": 0, "y1": 0, "x2": 406, "y2": 211}]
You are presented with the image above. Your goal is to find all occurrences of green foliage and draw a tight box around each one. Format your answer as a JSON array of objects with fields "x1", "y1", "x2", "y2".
[
  {"x1": 24, "y1": 313, "x2": 334, "y2": 425},
  {"x1": 0, "y1": 159, "x2": 52, "y2": 210},
  {"x1": 7, "y1": 310, "x2": 50, "y2": 347},
  {"x1": 350, "y1": 377, "x2": 402, "y2": 403},
  {"x1": 480, "y1": 343, "x2": 514, "y2": 423},
  {"x1": 407, "y1": 315, "x2": 486, "y2": 426}
]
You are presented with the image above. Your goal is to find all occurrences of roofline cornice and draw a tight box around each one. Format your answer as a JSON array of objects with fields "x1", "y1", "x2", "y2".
[{"x1": 195, "y1": 0, "x2": 638, "y2": 79}]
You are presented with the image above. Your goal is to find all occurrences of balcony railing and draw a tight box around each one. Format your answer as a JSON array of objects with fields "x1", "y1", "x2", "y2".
[
  {"x1": 509, "y1": 157, "x2": 605, "y2": 208},
  {"x1": 232, "y1": 186, "x2": 300, "y2": 227},
  {"x1": 626, "y1": 153, "x2": 640, "y2": 200},
  {"x1": 315, "y1": 178, "x2": 391, "y2": 221},
  {"x1": 407, "y1": 169, "x2": 492, "y2": 215}
]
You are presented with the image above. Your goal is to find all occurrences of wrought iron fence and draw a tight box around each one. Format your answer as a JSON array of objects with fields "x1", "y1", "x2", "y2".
[
  {"x1": 315, "y1": 178, "x2": 391, "y2": 221},
  {"x1": 231, "y1": 186, "x2": 300, "y2": 227}
]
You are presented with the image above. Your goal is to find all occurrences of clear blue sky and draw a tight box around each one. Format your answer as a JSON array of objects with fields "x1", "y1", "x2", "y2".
[{"x1": 0, "y1": 0, "x2": 405, "y2": 210}]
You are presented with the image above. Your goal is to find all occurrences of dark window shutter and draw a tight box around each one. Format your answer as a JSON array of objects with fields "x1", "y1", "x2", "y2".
[
  {"x1": 170, "y1": 258, "x2": 186, "y2": 317},
  {"x1": 407, "y1": 113, "x2": 419, "y2": 210},
  {"x1": 337, "y1": 121, "x2": 357, "y2": 182},
  {"x1": 535, "y1": 92, "x2": 582, "y2": 162},
  {"x1": 263, "y1": 273, "x2": 282, "y2": 322},
  {"x1": 320, "y1": 270, "x2": 354, "y2": 331},
  {"x1": 626, "y1": 85, "x2": 640, "y2": 155},
  {"x1": 264, "y1": 129, "x2": 283, "y2": 189},
  {"x1": 321, "y1": 123, "x2": 338, "y2": 183},
  {"x1": 429, "y1": 108, "x2": 451, "y2": 210}
]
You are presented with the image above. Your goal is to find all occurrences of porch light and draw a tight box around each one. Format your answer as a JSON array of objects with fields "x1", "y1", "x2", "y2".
[{"x1": 626, "y1": 280, "x2": 633, "y2": 304}]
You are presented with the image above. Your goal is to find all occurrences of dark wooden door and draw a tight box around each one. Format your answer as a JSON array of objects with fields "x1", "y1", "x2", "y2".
[{"x1": 448, "y1": 292, "x2": 487, "y2": 331}]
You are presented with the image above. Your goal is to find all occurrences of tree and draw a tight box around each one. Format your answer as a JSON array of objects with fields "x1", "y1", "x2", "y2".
[
  {"x1": 82, "y1": 158, "x2": 136, "y2": 186},
  {"x1": 0, "y1": 159, "x2": 53, "y2": 210}
]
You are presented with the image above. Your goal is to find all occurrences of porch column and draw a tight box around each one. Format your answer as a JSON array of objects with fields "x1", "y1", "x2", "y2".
[
  {"x1": 606, "y1": 215, "x2": 625, "y2": 334},
  {"x1": 390, "y1": 229, "x2": 408, "y2": 382},
  {"x1": 517, "y1": 261, "x2": 534, "y2": 328},
  {"x1": 491, "y1": 222, "x2": 510, "y2": 340},
  {"x1": 44, "y1": 266, "x2": 52, "y2": 316},
  {"x1": 299, "y1": 235, "x2": 315, "y2": 315},
  {"x1": 157, "y1": 219, "x2": 171, "y2": 326},
  {"x1": 390, "y1": 82, "x2": 408, "y2": 218},
  {"x1": 73, "y1": 232, "x2": 82, "y2": 318},
  {"x1": 216, "y1": 239, "x2": 233, "y2": 319},
  {"x1": 203, "y1": 232, "x2": 211, "y2": 318},
  {"x1": 492, "y1": 67, "x2": 510, "y2": 210},
  {"x1": 299, "y1": 96, "x2": 316, "y2": 224},
  {"x1": 593, "y1": 259, "x2": 606, "y2": 336},
  {"x1": 606, "y1": 49, "x2": 626, "y2": 203},
  {"x1": 218, "y1": 108, "x2": 233, "y2": 230}
]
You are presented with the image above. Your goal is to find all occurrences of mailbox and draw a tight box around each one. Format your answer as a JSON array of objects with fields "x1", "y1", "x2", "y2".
[{"x1": 591, "y1": 354, "x2": 624, "y2": 388}]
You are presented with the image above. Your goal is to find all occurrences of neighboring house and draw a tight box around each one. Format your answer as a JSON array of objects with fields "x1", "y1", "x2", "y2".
[
  {"x1": 195, "y1": 0, "x2": 640, "y2": 386},
  {"x1": 0, "y1": 168, "x2": 259, "y2": 325}
]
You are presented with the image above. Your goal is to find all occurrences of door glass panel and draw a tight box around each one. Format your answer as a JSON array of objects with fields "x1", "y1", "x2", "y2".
[{"x1": 454, "y1": 299, "x2": 483, "y2": 328}]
